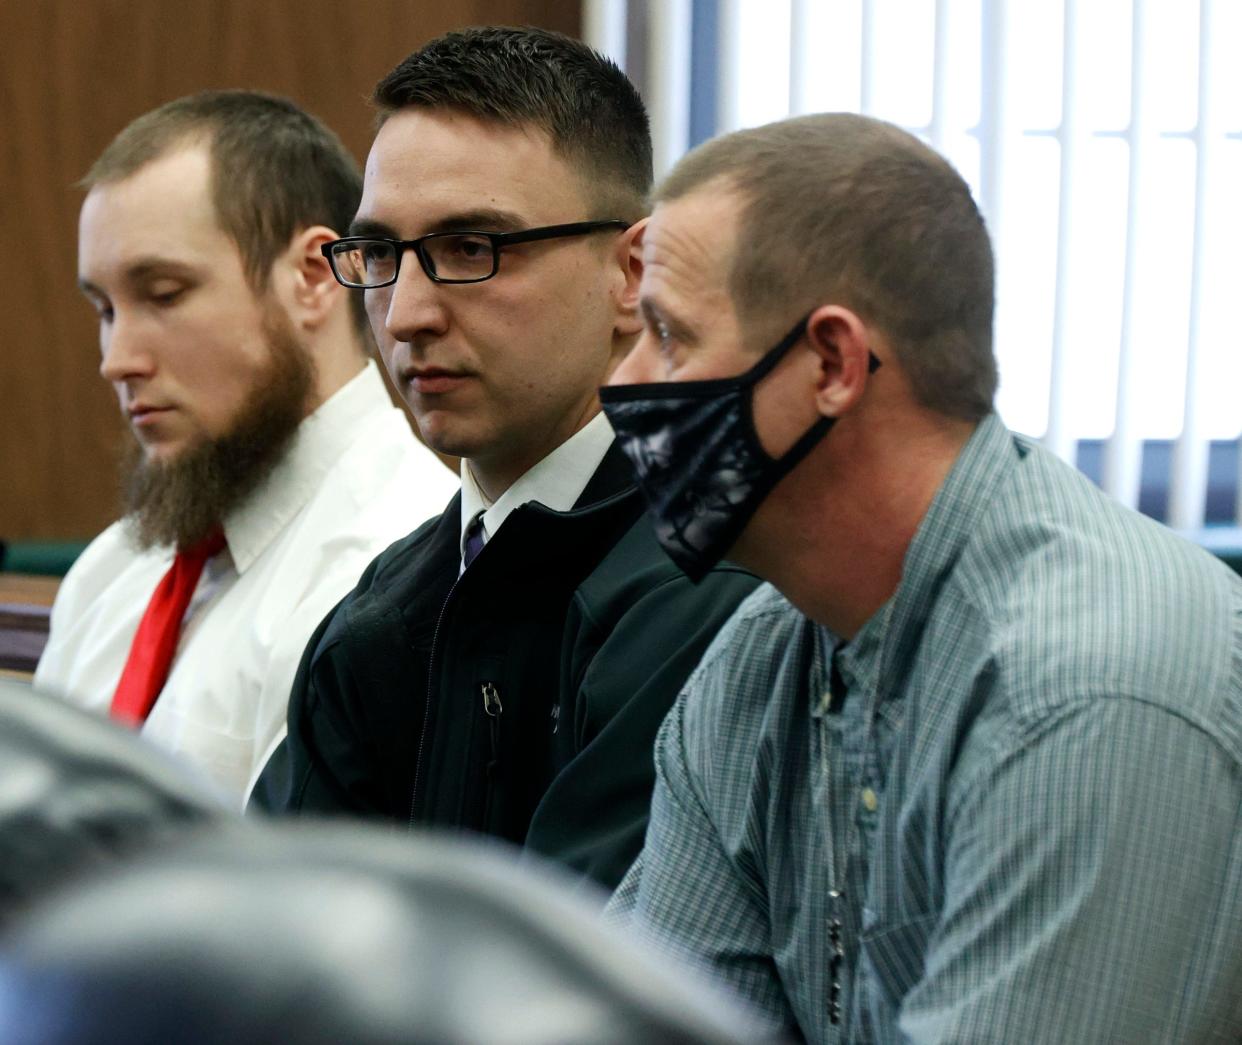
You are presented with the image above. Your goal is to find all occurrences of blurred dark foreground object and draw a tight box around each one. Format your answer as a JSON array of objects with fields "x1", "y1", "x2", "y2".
[
  {"x1": 0, "y1": 824, "x2": 774, "y2": 1045},
  {"x1": 0, "y1": 679, "x2": 230, "y2": 927}
]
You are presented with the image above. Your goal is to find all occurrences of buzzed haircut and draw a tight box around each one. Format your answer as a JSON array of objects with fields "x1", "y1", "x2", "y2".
[
  {"x1": 373, "y1": 26, "x2": 652, "y2": 223},
  {"x1": 658, "y1": 113, "x2": 997, "y2": 422},
  {"x1": 83, "y1": 90, "x2": 367, "y2": 334}
]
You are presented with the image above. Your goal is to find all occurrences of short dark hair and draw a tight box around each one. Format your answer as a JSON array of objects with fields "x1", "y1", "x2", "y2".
[
  {"x1": 658, "y1": 113, "x2": 997, "y2": 422},
  {"x1": 373, "y1": 26, "x2": 652, "y2": 222},
  {"x1": 83, "y1": 90, "x2": 367, "y2": 334}
]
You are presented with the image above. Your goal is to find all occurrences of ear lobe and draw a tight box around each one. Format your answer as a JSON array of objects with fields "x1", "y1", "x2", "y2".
[
  {"x1": 806, "y1": 305, "x2": 874, "y2": 418},
  {"x1": 613, "y1": 218, "x2": 646, "y2": 338},
  {"x1": 284, "y1": 225, "x2": 345, "y2": 330}
]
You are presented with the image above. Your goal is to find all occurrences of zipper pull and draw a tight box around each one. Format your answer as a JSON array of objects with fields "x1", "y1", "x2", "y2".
[
  {"x1": 482, "y1": 681, "x2": 503, "y2": 717},
  {"x1": 482, "y1": 682, "x2": 502, "y2": 764}
]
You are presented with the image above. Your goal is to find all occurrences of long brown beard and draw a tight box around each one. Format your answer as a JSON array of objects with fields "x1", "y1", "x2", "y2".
[{"x1": 121, "y1": 302, "x2": 316, "y2": 551}]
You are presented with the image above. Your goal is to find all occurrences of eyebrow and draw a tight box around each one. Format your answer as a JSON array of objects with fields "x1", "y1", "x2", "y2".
[
  {"x1": 349, "y1": 207, "x2": 530, "y2": 239},
  {"x1": 641, "y1": 298, "x2": 698, "y2": 345},
  {"x1": 77, "y1": 277, "x2": 104, "y2": 299},
  {"x1": 77, "y1": 258, "x2": 200, "y2": 296},
  {"x1": 348, "y1": 217, "x2": 397, "y2": 238}
]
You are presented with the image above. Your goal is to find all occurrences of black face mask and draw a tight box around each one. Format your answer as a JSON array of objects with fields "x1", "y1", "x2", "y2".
[{"x1": 601, "y1": 316, "x2": 877, "y2": 582}]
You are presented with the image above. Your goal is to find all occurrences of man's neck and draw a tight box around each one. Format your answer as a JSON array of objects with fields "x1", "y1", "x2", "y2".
[
  {"x1": 304, "y1": 351, "x2": 367, "y2": 420},
  {"x1": 742, "y1": 414, "x2": 976, "y2": 639},
  {"x1": 459, "y1": 411, "x2": 615, "y2": 543},
  {"x1": 469, "y1": 404, "x2": 605, "y2": 504}
]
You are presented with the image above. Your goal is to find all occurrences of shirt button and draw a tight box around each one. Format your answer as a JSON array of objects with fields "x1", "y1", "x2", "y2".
[{"x1": 860, "y1": 787, "x2": 878, "y2": 812}]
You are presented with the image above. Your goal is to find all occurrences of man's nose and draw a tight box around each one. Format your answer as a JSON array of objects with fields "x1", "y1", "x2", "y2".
[
  {"x1": 98, "y1": 312, "x2": 156, "y2": 384},
  {"x1": 608, "y1": 328, "x2": 662, "y2": 386},
  {"x1": 382, "y1": 249, "x2": 450, "y2": 343}
]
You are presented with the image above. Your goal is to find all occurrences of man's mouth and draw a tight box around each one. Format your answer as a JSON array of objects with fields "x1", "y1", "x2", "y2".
[
  {"x1": 401, "y1": 367, "x2": 472, "y2": 395},
  {"x1": 127, "y1": 403, "x2": 174, "y2": 426}
]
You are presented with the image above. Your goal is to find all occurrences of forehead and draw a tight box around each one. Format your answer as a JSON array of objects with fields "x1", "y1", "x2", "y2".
[
  {"x1": 641, "y1": 183, "x2": 742, "y2": 317},
  {"x1": 78, "y1": 145, "x2": 238, "y2": 281},
  {"x1": 357, "y1": 109, "x2": 590, "y2": 232}
]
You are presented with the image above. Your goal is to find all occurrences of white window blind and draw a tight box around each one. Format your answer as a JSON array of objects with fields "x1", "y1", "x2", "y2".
[{"x1": 585, "y1": 0, "x2": 1242, "y2": 530}]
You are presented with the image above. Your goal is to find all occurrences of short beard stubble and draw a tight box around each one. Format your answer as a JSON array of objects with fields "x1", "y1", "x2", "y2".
[{"x1": 121, "y1": 301, "x2": 317, "y2": 551}]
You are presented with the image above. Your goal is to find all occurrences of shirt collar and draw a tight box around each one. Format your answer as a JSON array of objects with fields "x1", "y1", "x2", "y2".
[
  {"x1": 222, "y1": 361, "x2": 388, "y2": 573},
  {"x1": 458, "y1": 410, "x2": 615, "y2": 561}
]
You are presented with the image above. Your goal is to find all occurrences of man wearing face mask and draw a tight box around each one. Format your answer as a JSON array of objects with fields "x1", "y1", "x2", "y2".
[{"x1": 601, "y1": 113, "x2": 1242, "y2": 1043}]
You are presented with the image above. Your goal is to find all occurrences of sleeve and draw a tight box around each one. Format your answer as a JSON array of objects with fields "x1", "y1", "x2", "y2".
[
  {"x1": 247, "y1": 592, "x2": 399, "y2": 817},
  {"x1": 605, "y1": 694, "x2": 800, "y2": 1038},
  {"x1": 523, "y1": 567, "x2": 757, "y2": 890},
  {"x1": 245, "y1": 600, "x2": 352, "y2": 814},
  {"x1": 242, "y1": 586, "x2": 367, "y2": 807},
  {"x1": 30, "y1": 569, "x2": 82, "y2": 691},
  {"x1": 898, "y1": 698, "x2": 1242, "y2": 1043},
  {"x1": 32, "y1": 527, "x2": 123, "y2": 696}
]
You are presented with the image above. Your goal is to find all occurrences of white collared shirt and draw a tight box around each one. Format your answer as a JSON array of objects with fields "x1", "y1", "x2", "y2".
[
  {"x1": 35, "y1": 361, "x2": 460, "y2": 805},
  {"x1": 458, "y1": 410, "x2": 615, "y2": 567}
]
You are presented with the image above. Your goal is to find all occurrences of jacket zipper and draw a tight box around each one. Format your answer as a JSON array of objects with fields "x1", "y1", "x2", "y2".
[
  {"x1": 408, "y1": 574, "x2": 461, "y2": 826},
  {"x1": 482, "y1": 681, "x2": 503, "y2": 753},
  {"x1": 481, "y1": 682, "x2": 503, "y2": 825}
]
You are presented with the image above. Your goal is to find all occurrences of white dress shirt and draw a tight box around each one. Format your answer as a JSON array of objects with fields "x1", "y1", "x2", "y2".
[
  {"x1": 458, "y1": 410, "x2": 615, "y2": 566},
  {"x1": 35, "y1": 361, "x2": 459, "y2": 804}
]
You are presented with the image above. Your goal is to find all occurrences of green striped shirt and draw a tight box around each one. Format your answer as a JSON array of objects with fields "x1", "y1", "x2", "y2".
[{"x1": 610, "y1": 414, "x2": 1242, "y2": 1043}]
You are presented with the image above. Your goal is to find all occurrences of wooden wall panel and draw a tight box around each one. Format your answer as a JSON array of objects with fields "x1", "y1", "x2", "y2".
[{"x1": 0, "y1": 0, "x2": 580, "y2": 540}]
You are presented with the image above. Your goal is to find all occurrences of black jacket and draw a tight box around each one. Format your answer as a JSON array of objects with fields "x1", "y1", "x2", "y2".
[{"x1": 253, "y1": 446, "x2": 759, "y2": 888}]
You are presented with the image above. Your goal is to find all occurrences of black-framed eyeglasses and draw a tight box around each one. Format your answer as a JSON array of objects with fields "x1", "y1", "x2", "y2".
[{"x1": 321, "y1": 219, "x2": 631, "y2": 288}]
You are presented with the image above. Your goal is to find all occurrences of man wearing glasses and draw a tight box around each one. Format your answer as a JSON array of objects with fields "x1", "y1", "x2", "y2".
[
  {"x1": 251, "y1": 27, "x2": 757, "y2": 890},
  {"x1": 36, "y1": 92, "x2": 457, "y2": 804}
]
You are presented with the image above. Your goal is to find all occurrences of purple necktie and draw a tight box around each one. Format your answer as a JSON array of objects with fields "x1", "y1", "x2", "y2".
[{"x1": 463, "y1": 514, "x2": 486, "y2": 568}]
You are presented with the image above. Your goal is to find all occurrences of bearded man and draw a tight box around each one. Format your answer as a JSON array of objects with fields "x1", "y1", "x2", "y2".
[{"x1": 35, "y1": 91, "x2": 457, "y2": 803}]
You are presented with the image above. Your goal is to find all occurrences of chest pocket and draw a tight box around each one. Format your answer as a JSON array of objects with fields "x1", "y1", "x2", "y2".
[
  {"x1": 146, "y1": 709, "x2": 255, "y2": 801},
  {"x1": 858, "y1": 908, "x2": 938, "y2": 1015}
]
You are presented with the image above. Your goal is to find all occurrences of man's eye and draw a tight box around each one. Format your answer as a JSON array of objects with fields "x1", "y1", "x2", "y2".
[
  {"x1": 447, "y1": 235, "x2": 491, "y2": 259},
  {"x1": 150, "y1": 287, "x2": 185, "y2": 306},
  {"x1": 86, "y1": 297, "x2": 114, "y2": 322}
]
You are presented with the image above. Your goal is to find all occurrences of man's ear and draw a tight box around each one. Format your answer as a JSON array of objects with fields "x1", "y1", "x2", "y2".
[
  {"x1": 805, "y1": 304, "x2": 877, "y2": 418},
  {"x1": 612, "y1": 218, "x2": 646, "y2": 338},
  {"x1": 280, "y1": 226, "x2": 344, "y2": 331}
]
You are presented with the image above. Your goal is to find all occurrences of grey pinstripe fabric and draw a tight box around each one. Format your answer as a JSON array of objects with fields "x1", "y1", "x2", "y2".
[{"x1": 609, "y1": 414, "x2": 1242, "y2": 1043}]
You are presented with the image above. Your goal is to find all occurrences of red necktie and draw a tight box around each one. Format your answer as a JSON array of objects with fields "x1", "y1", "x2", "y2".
[{"x1": 110, "y1": 530, "x2": 226, "y2": 726}]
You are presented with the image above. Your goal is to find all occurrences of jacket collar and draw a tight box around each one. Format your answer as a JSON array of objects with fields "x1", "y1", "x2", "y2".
[
  {"x1": 459, "y1": 412, "x2": 616, "y2": 561},
  {"x1": 573, "y1": 441, "x2": 638, "y2": 509},
  {"x1": 382, "y1": 440, "x2": 643, "y2": 621}
]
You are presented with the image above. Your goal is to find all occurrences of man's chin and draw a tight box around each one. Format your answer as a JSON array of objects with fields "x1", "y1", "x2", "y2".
[
  {"x1": 721, "y1": 529, "x2": 764, "y2": 576},
  {"x1": 412, "y1": 416, "x2": 479, "y2": 463},
  {"x1": 136, "y1": 437, "x2": 202, "y2": 468},
  {"x1": 121, "y1": 439, "x2": 221, "y2": 552},
  {"x1": 120, "y1": 298, "x2": 314, "y2": 550}
]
